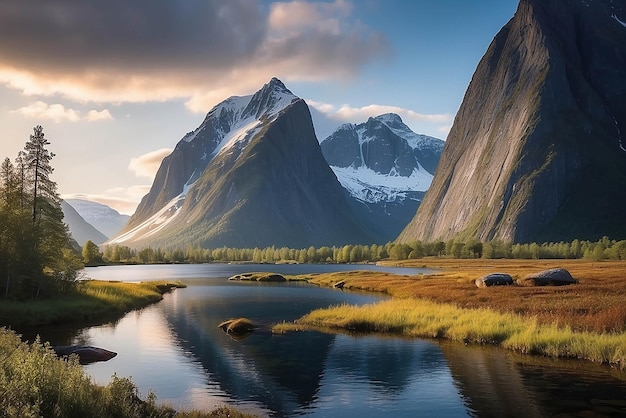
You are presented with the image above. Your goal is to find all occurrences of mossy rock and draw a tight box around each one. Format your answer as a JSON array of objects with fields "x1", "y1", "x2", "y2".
[
  {"x1": 228, "y1": 272, "x2": 286, "y2": 282},
  {"x1": 218, "y1": 318, "x2": 255, "y2": 335}
]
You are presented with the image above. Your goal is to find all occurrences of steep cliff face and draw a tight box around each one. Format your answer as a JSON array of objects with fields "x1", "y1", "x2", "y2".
[
  {"x1": 111, "y1": 78, "x2": 373, "y2": 249},
  {"x1": 398, "y1": 0, "x2": 626, "y2": 244}
]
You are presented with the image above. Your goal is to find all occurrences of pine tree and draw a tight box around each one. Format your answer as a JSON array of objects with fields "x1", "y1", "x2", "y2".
[
  {"x1": 24, "y1": 125, "x2": 57, "y2": 225},
  {"x1": 0, "y1": 126, "x2": 81, "y2": 299}
]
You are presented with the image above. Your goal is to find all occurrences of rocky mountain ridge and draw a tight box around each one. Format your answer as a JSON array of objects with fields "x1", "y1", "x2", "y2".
[{"x1": 110, "y1": 78, "x2": 374, "y2": 248}]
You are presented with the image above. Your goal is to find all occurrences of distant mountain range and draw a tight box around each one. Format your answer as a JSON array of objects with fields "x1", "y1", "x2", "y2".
[
  {"x1": 77, "y1": 0, "x2": 626, "y2": 250},
  {"x1": 65, "y1": 199, "x2": 130, "y2": 238},
  {"x1": 61, "y1": 199, "x2": 130, "y2": 246},
  {"x1": 105, "y1": 78, "x2": 445, "y2": 249},
  {"x1": 109, "y1": 78, "x2": 375, "y2": 248},
  {"x1": 61, "y1": 200, "x2": 108, "y2": 246},
  {"x1": 398, "y1": 0, "x2": 626, "y2": 244}
]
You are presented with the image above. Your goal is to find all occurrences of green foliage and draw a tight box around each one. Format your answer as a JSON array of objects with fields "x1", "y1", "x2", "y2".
[
  {"x1": 82, "y1": 240, "x2": 103, "y2": 265},
  {"x1": 0, "y1": 328, "x2": 175, "y2": 417},
  {"x1": 0, "y1": 328, "x2": 256, "y2": 417},
  {"x1": 100, "y1": 235, "x2": 626, "y2": 267},
  {"x1": 1, "y1": 126, "x2": 81, "y2": 300}
]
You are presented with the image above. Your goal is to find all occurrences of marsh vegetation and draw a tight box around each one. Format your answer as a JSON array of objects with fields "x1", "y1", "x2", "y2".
[{"x1": 273, "y1": 259, "x2": 626, "y2": 367}]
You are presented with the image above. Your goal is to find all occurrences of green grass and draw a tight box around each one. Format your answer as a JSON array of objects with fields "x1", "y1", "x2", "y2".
[
  {"x1": 0, "y1": 327, "x2": 257, "y2": 417},
  {"x1": 274, "y1": 298, "x2": 626, "y2": 368},
  {"x1": 0, "y1": 280, "x2": 186, "y2": 329}
]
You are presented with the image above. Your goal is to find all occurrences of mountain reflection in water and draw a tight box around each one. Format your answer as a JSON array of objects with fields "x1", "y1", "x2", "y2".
[{"x1": 30, "y1": 265, "x2": 626, "y2": 417}]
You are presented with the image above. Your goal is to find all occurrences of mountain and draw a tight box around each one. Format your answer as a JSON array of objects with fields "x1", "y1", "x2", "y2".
[
  {"x1": 60, "y1": 200, "x2": 108, "y2": 246},
  {"x1": 109, "y1": 78, "x2": 373, "y2": 249},
  {"x1": 398, "y1": 0, "x2": 626, "y2": 244},
  {"x1": 320, "y1": 113, "x2": 444, "y2": 241},
  {"x1": 65, "y1": 199, "x2": 130, "y2": 238}
]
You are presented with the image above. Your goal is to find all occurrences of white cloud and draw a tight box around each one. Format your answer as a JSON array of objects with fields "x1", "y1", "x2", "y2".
[
  {"x1": 307, "y1": 99, "x2": 453, "y2": 137},
  {"x1": 12, "y1": 101, "x2": 80, "y2": 122},
  {"x1": 437, "y1": 125, "x2": 452, "y2": 137},
  {"x1": 11, "y1": 100, "x2": 114, "y2": 122},
  {"x1": 332, "y1": 103, "x2": 452, "y2": 123},
  {"x1": 86, "y1": 109, "x2": 113, "y2": 122},
  {"x1": 128, "y1": 148, "x2": 172, "y2": 179}
]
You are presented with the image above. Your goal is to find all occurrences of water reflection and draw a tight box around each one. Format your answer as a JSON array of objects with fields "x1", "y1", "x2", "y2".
[
  {"x1": 25, "y1": 264, "x2": 626, "y2": 417},
  {"x1": 441, "y1": 341, "x2": 626, "y2": 417}
]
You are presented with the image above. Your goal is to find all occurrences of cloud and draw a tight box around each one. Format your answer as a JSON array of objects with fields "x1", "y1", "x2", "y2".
[
  {"x1": 437, "y1": 125, "x2": 452, "y2": 136},
  {"x1": 128, "y1": 148, "x2": 172, "y2": 179},
  {"x1": 86, "y1": 109, "x2": 113, "y2": 122},
  {"x1": 12, "y1": 101, "x2": 113, "y2": 122},
  {"x1": 307, "y1": 99, "x2": 452, "y2": 124},
  {"x1": 0, "y1": 0, "x2": 390, "y2": 112},
  {"x1": 12, "y1": 101, "x2": 79, "y2": 122}
]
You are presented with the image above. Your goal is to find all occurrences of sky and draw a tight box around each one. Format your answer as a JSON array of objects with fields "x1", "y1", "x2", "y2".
[{"x1": 0, "y1": 0, "x2": 519, "y2": 215}]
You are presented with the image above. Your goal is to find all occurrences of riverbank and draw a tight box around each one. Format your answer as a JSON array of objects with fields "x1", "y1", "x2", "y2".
[
  {"x1": 0, "y1": 280, "x2": 186, "y2": 329},
  {"x1": 0, "y1": 328, "x2": 255, "y2": 418},
  {"x1": 273, "y1": 259, "x2": 626, "y2": 368}
]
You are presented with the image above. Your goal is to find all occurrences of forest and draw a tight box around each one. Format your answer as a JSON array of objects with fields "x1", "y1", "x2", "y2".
[
  {"x1": 97, "y1": 235, "x2": 626, "y2": 265},
  {"x1": 0, "y1": 126, "x2": 82, "y2": 300}
]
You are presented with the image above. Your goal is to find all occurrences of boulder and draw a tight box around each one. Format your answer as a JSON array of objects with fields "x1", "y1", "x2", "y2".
[
  {"x1": 53, "y1": 345, "x2": 117, "y2": 365},
  {"x1": 218, "y1": 318, "x2": 255, "y2": 335},
  {"x1": 519, "y1": 268, "x2": 576, "y2": 286},
  {"x1": 475, "y1": 273, "x2": 514, "y2": 288},
  {"x1": 228, "y1": 273, "x2": 286, "y2": 282}
]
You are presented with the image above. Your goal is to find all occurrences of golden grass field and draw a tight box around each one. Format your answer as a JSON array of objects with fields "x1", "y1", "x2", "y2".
[
  {"x1": 305, "y1": 259, "x2": 626, "y2": 333},
  {"x1": 272, "y1": 259, "x2": 626, "y2": 367}
]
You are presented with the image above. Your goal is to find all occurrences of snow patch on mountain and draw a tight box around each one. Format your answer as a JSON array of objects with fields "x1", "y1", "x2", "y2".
[
  {"x1": 322, "y1": 113, "x2": 443, "y2": 205},
  {"x1": 332, "y1": 165, "x2": 433, "y2": 203},
  {"x1": 187, "y1": 78, "x2": 297, "y2": 159},
  {"x1": 212, "y1": 117, "x2": 261, "y2": 157},
  {"x1": 108, "y1": 180, "x2": 195, "y2": 245}
]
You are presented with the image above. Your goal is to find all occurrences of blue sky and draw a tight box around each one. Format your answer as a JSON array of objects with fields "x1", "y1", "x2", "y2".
[{"x1": 0, "y1": 0, "x2": 518, "y2": 214}]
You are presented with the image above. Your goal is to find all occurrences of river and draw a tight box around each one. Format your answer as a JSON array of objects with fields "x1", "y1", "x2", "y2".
[{"x1": 37, "y1": 264, "x2": 626, "y2": 417}]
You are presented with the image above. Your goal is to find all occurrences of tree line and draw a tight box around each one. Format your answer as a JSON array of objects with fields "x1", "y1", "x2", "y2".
[
  {"x1": 95, "y1": 236, "x2": 626, "y2": 265},
  {"x1": 0, "y1": 126, "x2": 82, "y2": 300}
]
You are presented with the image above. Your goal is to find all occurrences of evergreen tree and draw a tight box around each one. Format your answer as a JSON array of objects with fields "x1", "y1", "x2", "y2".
[
  {"x1": 24, "y1": 125, "x2": 56, "y2": 225},
  {"x1": 0, "y1": 126, "x2": 80, "y2": 299}
]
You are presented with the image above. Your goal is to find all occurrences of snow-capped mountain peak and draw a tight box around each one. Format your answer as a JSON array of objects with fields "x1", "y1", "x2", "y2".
[{"x1": 320, "y1": 113, "x2": 444, "y2": 204}]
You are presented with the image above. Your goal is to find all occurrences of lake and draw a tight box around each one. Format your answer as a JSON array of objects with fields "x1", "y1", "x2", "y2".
[{"x1": 39, "y1": 264, "x2": 626, "y2": 417}]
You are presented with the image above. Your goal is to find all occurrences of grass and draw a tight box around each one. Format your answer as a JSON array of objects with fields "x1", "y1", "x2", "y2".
[
  {"x1": 0, "y1": 327, "x2": 257, "y2": 417},
  {"x1": 275, "y1": 298, "x2": 626, "y2": 367},
  {"x1": 273, "y1": 259, "x2": 626, "y2": 368},
  {"x1": 0, "y1": 280, "x2": 187, "y2": 329}
]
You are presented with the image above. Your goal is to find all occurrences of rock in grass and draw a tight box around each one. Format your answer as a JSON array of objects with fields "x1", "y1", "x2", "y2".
[
  {"x1": 475, "y1": 273, "x2": 514, "y2": 288},
  {"x1": 519, "y1": 268, "x2": 576, "y2": 286},
  {"x1": 218, "y1": 318, "x2": 255, "y2": 335}
]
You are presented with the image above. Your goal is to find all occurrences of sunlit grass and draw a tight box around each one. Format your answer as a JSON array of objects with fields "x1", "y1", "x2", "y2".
[
  {"x1": 299, "y1": 259, "x2": 626, "y2": 333},
  {"x1": 0, "y1": 280, "x2": 186, "y2": 329},
  {"x1": 276, "y1": 297, "x2": 626, "y2": 367}
]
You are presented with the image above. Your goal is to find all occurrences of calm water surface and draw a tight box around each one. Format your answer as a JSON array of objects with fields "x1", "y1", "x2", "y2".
[{"x1": 39, "y1": 264, "x2": 626, "y2": 417}]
